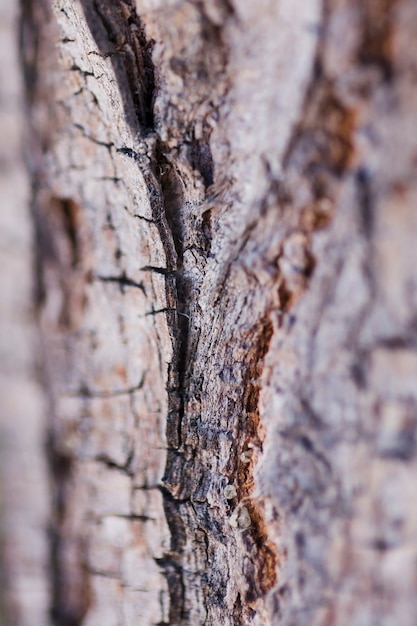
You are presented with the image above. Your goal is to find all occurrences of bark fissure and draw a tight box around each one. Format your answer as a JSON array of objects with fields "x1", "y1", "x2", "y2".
[
  {"x1": 78, "y1": 1, "x2": 200, "y2": 618},
  {"x1": 20, "y1": 0, "x2": 315, "y2": 621},
  {"x1": 107, "y1": 5, "x2": 284, "y2": 621},
  {"x1": 14, "y1": 1, "x2": 417, "y2": 625},
  {"x1": 79, "y1": 0, "x2": 156, "y2": 132},
  {"x1": 96, "y1": 274, "x2": 146, "y2": 294}
]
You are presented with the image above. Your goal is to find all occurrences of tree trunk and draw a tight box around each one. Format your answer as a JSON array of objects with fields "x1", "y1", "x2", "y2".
[{"x1": 3, "y1": 0, "x2": 417, "y2": 624}]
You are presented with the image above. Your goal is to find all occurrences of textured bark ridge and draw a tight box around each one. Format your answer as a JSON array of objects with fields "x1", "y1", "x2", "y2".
[{"x1": 17, "y1": 0, "x2": 417, "y2": 625}]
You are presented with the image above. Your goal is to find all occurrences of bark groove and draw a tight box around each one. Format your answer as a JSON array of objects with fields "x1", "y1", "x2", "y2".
[{"x1": 11, "y1": 0, "x2": 417, "y2": 625}]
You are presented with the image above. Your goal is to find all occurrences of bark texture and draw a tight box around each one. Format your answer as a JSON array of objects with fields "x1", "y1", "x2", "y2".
[
  {"x1": 4, "y1": 0, "x2": 417, "y2": 625},
  {"x1": 0, "y1": 2, "x2": 51, "y2": 624}
]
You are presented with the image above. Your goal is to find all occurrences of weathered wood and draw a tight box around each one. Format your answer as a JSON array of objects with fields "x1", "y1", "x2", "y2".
[{"x1": 4, "y1": 0, "x2": 417, "y2": 624}]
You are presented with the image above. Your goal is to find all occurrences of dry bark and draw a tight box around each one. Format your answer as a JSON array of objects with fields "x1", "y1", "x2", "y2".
[{"x1": 3, "y1": 0, "x2": 417, "y2": 625}]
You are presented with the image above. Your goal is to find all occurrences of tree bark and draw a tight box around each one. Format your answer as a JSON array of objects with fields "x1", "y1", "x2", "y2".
[
  {"x1": 0, "y1": 2, "x2": 51, "y2": 625},
  {"x1": 3, "y1": 0, "x2": 417, "y2": 625}
]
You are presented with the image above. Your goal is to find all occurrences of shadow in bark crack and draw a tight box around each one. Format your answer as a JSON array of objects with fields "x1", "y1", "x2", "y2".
[{"x1": 79, "y1": 0, "x2": 155, "y2": 133}]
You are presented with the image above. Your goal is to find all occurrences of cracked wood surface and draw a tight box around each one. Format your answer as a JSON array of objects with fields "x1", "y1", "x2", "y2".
[{"x1": 4, "y1": 0, "x2": 417, "y2": 625}]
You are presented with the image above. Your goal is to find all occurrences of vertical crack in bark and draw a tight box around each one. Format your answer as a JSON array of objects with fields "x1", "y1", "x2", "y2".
[
  {"x1": 31, "y1": 0, "x2": 279, "y2": 621},
  {"x1": 79, "y1": 1, "x2": 281, "y2": 621},
  {"x1": 78, "y1": 1, "x2": 193, "y2": 619},
  {"x1": 145, "y1": 142, "x2": 188, "y2": 454},
  {"x1": 142, "y1": 151, "x2": 191, "y2": 622},
  {"x1": 18, "y1": 0, "x2": 417, "y2": 623},
  {"x1": 79, "y1": 0, "x2": 155, "y2": 132}
]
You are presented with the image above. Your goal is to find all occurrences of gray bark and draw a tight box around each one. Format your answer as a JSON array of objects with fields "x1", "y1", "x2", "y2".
[
  {"x1": 0, "y1": 1, "x2": 51, "y2": 624},
  {"x1": 3, "y1": 0, "x2": 417, "y2": 625}
]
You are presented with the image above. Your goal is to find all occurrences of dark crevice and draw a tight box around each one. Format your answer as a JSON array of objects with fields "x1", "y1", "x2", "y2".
[
  {"x1": 91, "y1": 12, "x2": 194, "y2": 611},
  {"x1": 49, "y1": 533, "x2": 90, "y2": 626},
  {"x1": 79, "y1": 0, "x2": 155, "y2": 132},
  {"x1": 152, "y1": 140, "x2": 190, "y2": 458},
  {"x1": 140, "y1": 265, "x2": 179, "y2": 277},
  {"x1": 66, "y1": 375, "x2": 145, "y2": 398},
  {"x1": 93, "y1": 175, "x2": 122, "y2": 183},
  {"x1": 357, "y1": 0, "x2": 399, "y2": 82},
  {"x1": 94, "y1": 449, "x2": 135, "y2": 475},
  {"x1": 69, "y1": 63, "x2": 96, "y2": 78},
  {"x1": 145, "y1": 307, "x2": 180, "y2": 317},
  {"x1": 377, "y1": 335, "x2": 417, "y2": 350},
  {"x1": 47, "y1": 445, "x2": 91, "y2": 626},
  {"x1": 356, "y1": 166, "x2": 374, "y2": 238},
  {"x1": 60, "y1": 0, "x2": 224, "y2": 622},
  {"x1": 155, "y1": 559, "x2": 187, "y2": 624},
  {"x1": 141, "y1": 150, "x2": 187, "y2": 466},
  {"x1": 73, "y1": 123, "x2": 114, "y2": 149},
  {"x1": 97, "y1": 273, "x2": 146, "y2": 294},
  {"x1": 116, "y1": 145, "x2": 144, "y2": 162},
  {"x1": 190, "y1": 133, "x2": 214, "y2": 189},
  {"x1": 155, "y1": 139, "x2": 191, "y2": 618}
]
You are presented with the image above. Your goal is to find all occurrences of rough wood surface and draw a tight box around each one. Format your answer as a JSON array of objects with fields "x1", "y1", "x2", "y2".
[{"x1": 4, "y1": 0, "x2": 417, "y2": 624}]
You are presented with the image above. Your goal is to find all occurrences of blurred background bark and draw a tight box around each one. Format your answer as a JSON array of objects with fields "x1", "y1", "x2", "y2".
[
  {"x1": 0, "y1": 1, "x2": 50, "y2": 624},
  {"x1": 2, "y1": 1, "x2": 417, "y2": 625}
]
